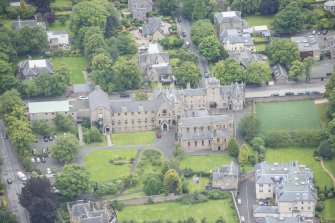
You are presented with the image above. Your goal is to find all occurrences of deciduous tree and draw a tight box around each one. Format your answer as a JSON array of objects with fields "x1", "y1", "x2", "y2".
[
  {"x1": 231, "y1": 0, "x2": 261, "y2": 15},
  {"x1": 238, "y1": 114, "x2": 260, "y2": 142},
  {"x1": 266, "y1": 38, "x2": 299, "y2": 67},
  {"x1": 163, "y1": 169, "x2": 182, "y2": 194},
  {"x1": 192, "y1": 0, "x2": 207, "y2": 21},
  {"x1": 238, "y1": 144, "x2": 249, "y2": 165},
  {"x1": 212, "y1": 58, "x2": 245, "y2": 84},
  {"x1": 143, "y1": 173, "x2": 163, "y2": 195},
  {"x1": 246, "y1": 61, "x2": 271, "y2": 85},
  {"x1": 174, "y1": 61, "x2": 201, "y2": 88},
  {"x1": 0, "y1": 208, "x2": 16, "y2": 223},
  {"x1": 28, "y1": 198, "x2": 57, "y2": 223},
  {"x1": 289, "y1": 60, "x2": 303, "y2": 82},
  {"x1": 272, "y1": 2, "x2": 304, "y2": 34},
  {"x1": 27, "y1": 0, "x2": 51, "y2": 12},
  {"x1": 198, "y1": 35, "x2": 221, "y2": 62},
  {"x1": 190, "y1": 19, "x2": 216, "y2": 46},
  {"x1": 303, "y1": 57, "x2": 315, "y2": 82},
  {"x1": 158, "y1": 0, "x2": 178, "y2": 16},
  {"x1": 50, "y1": 134, "x2": 80, "y2": 163},
  {"x1": 228, "y1": 137, "x2": 239, "y2": 157},
  {"x1": 259, "y1": 0, "x2": 279, "y2": 15}
]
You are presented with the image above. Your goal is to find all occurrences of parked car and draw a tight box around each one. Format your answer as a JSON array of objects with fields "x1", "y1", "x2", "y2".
[
  {"x1": 273, "y1": 33, "x2": 281, "y2": 37},
  {"x1": 51, "y1": 187, "x2": 60, "y2": 194},
  {"x1": 185, "y1": 41, "x2": 190, "y2": 48},
  {"x1": 181, "y1": 31, "x2": 186, "y2": 37},
  {"x1": 237, "y1": 198, "x2": 242, "y2": 205},
  {"x1": 17, "y1": 171, "x2": 27, "y2": 181},
  {"x1": 285, "y1": 92, "x2": 294, "y2": 96},
  {"x1": 317, "y1": 31, "x2": 322, "y2": 35},
  {"x1": 156, "y1": 131, "x2": 161, "y2": 138},
  {"x1": 7, "y1": 178, "x2": 12, "y2": 184},
  {"x1": 297, "y1": 92, "x2": 305, "y2": 95},
  {"x1": 240, "y1": 216, "x2": 246, "y2": 223},
  {"x1": 41, "y1": 157, "x2": 46, "y2": 163},
  {"x1": 203, "y1": 71, "x2": 209, "y2": 78},
  {"x1": 78, "y1": 95, "x2": 88, "y2": 100},
  {"x1": 47, "y1": 168, "x2": 52, "y2": 175},
  {"x1": 271, "y1": 93, "x2": 279, "y2": 97},
  {"x1": 119, "y1": 92, "x2": 130, "y2": 98},
  {"x1": 3, "y1": 134, "x2": 8, "y2": 139},
  {"x1": 32, "y1": 149, "x2": 36, "y2": 155},
  {"x1": 312, "y1": 30, "x2": 316, "y2": 35},
  {"x1": 322, "y1": 30, "x2": 328, "y2": 35},
  {"x1": 311, "y1": 91, "x2": 320, "y2": 94},
  {"x1": 36, "y1": 157, "x2": 41, "y2": 163},
  {"x1": 305, "y1": 91, "x2": 311, "y2": 95},
  {"x1": 48, "y1": 135, "x2": 54, "y2": 141},
  {"x1": 42, "y1": 148, "x2": 47, "y2": 154},
  {"x1": 31, "y1": 157, "x2": 36, "y2": 163},
  {"x1": 43, "y1": 136, "x2": 49, "y2": 142}
]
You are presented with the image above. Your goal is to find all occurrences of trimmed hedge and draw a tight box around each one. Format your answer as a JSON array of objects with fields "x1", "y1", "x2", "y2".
[{"x1": 264, "y1": 131, "x2": 322, "y2": 148}]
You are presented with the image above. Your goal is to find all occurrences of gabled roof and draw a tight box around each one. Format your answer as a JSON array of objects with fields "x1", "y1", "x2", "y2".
[
  {"x1": 18, "y1": 59, "x2": 53, "y2": 77},
  {"x1": 12, "y1": 20, "x2": 47, "y2": 30},
  {"x1": 142, "y1": 17, "x2": 162, "y2": 36},
  {"x1": 325, "y1": 0, "x2": 335, "y2": 7},
  {"x1": 28, "y1": 100, "x2": 69, "y2": 113},
  {"x1": 219, "y1": 29, "x2": 254, "y2": 46},
  {"x1": 88, "y1": 86, "x2": 110, "y2": 110},
  {"x1": 272, "y1": 64, "x2": 288, "y2": 80},
  {"x1": 214, "y1": 11, "x2": 243, "y2": 24},
  {"x1": 179, "y1": 114, "x2": 233, "y2": 127}
]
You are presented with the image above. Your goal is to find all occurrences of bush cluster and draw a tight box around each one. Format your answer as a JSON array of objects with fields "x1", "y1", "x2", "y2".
[
  {"x1": 264, "y1": 131, "x2": 321, "y2": 148},
  {"x1": 95, "y1": 181, "x2": 122, "y2": 196}
]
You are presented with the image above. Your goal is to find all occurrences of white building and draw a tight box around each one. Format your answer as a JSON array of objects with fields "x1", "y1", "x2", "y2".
[{"x1": 47, "y1": 30, "x2": 69, "y2": 49}]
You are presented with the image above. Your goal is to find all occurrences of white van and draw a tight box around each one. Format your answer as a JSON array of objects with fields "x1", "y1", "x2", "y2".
[
  {"x1": 185, "y1": 41, "x2": 190, "y2": 48},
  {"x1": 17, "y1": 171, "x2": 27, "y2": 181}
]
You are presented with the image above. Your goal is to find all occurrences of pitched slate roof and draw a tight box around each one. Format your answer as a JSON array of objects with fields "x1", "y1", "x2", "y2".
[
  {"x1": 253, "y1": 205, "x2": 279, "y2": 215},
  {"x1": 272, "y1": 64, "x2": 288, "y2": 80},
  {"x1": 325, "y1": 0, "x2": 335, "y2": 6},
  {"x1": 179, "y1": 114, "x2": 233, "y2": 127},
  {"x1": 12, "y1": 20, "x2": 47, "y2": 30},
  {"x1": 214, "y1": 11, "x2": 243, "y2": 24},
  {"x1": 259, "y1": 216, "x2": 316, "y2": 223},
  {"x1": 182, "y1": 88, "x2": 206, "y2": 96},
  {"x1": 219, "y1": 29, "x2": 254, "y2": 46},
  {"x1": 142, "y1": 17, "x2": 162, "y2": 36},
  {"x1": 88, "y1": 86, "x2": 110, "y2": 110},
  {"x1": 18, "y1": 59, "x2": 53, "y2": 77}
]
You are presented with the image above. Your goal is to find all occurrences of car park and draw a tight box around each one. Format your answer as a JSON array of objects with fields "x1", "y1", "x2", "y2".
[
  {"x1": 119, "y1": 92, "x2": 130, "y2": 98},
  {"x1": 47, "y1": 168, "x2": 52, "y2": 174},
  {"x1": 7, "y1": 178, "x2": 12, "y2": 184},
  {"x1": 42, "y1": 148, "x2": 47, "y2": 154},
  {"x1": 36, "y1": 157, "x2": 41, "y2": 163},
  {"x1": 32, "y1": 149, "x2": 36, "y2": 155},
  {"x1": 43, "y1": 136, "x2": 48, "y2": 142},
  {"x1": 78, "y1": 95, "x2": 88, "y2": 100},
  {"x1": 181, "y1": 31, "x2": 186, "y2": 37},
  {"x1": 317, "y1": 31, "x2": 321, "y2": 35},
  {"x1": 31, "y1": 157, "x2": 36, "y2": 163}
]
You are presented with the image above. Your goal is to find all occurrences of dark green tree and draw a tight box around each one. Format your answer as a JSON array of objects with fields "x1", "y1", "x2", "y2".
[
  {"x1": 192, "y1": 0, "x2": 207, "y2": 21},
  {"x1": 50, "y1": 134, "x2": 80, "y2": 163},
  {"x1": 0, "y1": 208, "x2": 16, "y2": 223},
  {"x1": 174, "y1": 61, "x2": 201, "y2": 88},
  {"x1": 238, "y1": 115, "x2": 260, "y2": 142},
  {"x1": 212, "y1": 58, "x2": 245, "y2": 84},
  {"x1": 246, "y1": 61, "x2": 271, "y2": 85},
  {"x1": 190, "y1": 19, "x2": 216, "y2": 46},
  {"x1": 143, "y1": 173, "x2": 163, "y2": 195},
  {"x1": 266, "y1": 38, "x2": 299, "y2": 67},
  {"x1": 158, "y1": 0, "x2": 178, "y2": 16},
  {"x1": 198, "y1": 35, "x2": 221, "y2": 62},
  {"x1": 228, "y1": 138, "x2": 239, "y2": 157}
]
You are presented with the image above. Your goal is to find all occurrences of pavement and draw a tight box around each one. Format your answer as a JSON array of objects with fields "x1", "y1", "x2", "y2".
[
  {"x1": 0, "y1": 121, "x2": 30, "y2": 223},
  {"x1": 238, "y1": 173, "x2": 257, "y2": 223}
]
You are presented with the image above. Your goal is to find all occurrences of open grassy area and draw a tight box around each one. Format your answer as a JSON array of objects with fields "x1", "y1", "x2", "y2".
[
  {"x1": 185, "y1": 177, "x2": 210, "y2": 192},
  {"x1": 256, "y1": 44, "x2": 266, "y2": 52},
  {"x1": 1, "y1": 19, "x2": 13, "y2": 29},
  {"x1": 316, "y1": 102, "x2": 330, "y2": 130},
  {"x1": 180, "y1": 154, "x2": 234, "y2": 173},
  {"x1": 85, "y1": 149, "x2": 137, "y2": 182},
  {"x1": 118, "y1": 200, "x2": 238, "y2": 222},
  {"x1": 256, "y1": 101, "x2": 321, "y2": 132},
  {"x1": 49, "y1": 20, "x2": 73, "y2": 37},
  {"x1": 323, "y1": 159, "x2": 335, "y2": 183},
  {"x1": 266, "y1": 148, "x2": 332, "y2": 188},
  {"x1": 323, "y1": 198, "x2": 335, "y2": 220},
  {"x1": 51, "y1": 0, "x2": 72, "y2": 7},
  {"x1": 52, "y1": 56, "x2": 87, "y2": 84},
  {"x1": 243, "y1": 15, "x2": 274, "y2": 29},
  {"x1": 111, "y1": 131, "x2": 155, "y2": 145}
]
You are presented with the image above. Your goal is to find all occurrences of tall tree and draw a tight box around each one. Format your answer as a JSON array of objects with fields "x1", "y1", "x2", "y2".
[
  {"x1": 174, "y1": 61, "x2": 201, "y2": 88},
  {"x1": 238, "y1": 114, "x2": 260, "y2": 142},
  {"x1": 0, "y1": 208, "x2": 16, "y2": 223},
  {"x1": 266, "y1": 38, "x2": 299, "y2": 67},
  {"x1": 212, "y1": 58, "x2": 245, "y2": 85},
  {"x1": 28, "y1": 198, "x2": 57, "y2": 223},
  {"x1": 181, "y1": 0, "x2": 195, "y2": 19},
  {"x1": 0, "y1": 89, "x2": 23, "y2": 118},
  {"x1": 228, "y1": 137, "x2": 239, "y2": 157},
  {"x1": 259, "y1": 0, "x2": 279, "y2": 15},
  {"x1": 246, "y1": 61, "x2": 271, "y2": 85},
  {"x1": 158, "y1": 0, "x2": 178, "y2": 16},
  {"x1": 289, "y1": 60, "x2": 303, "y2": 82},
  {"x1": 198, "y1": 35, "x2": 221, "y2": 62},
  {"x1": 26, "y1": 0, "x2": 52, "y2": 12},
  {"x1": 190, "y1": 19, "x2": 216, "y2": 46},
  {"x1": 302, "y1": 57, "x2": 315, "y2": 82},
  {"x1": 192, "y1": 0, "x2": 207, "y2": 21},
  {"x1": 231, "y1": 0, "x2": 261, "y2": 15},
  {"x1": 0, "y1": 60, "x2": 17, "y2": 93},
  {"x1": 50, "y1": 134, "x2": 80, "y2": 163},
  {"x1": 55, "y1": 164, "x2": 91, "y2": 197},
  {"x1": 272, "y1": 1, "x2": 304, "y2": 34},
  {"x1": 238, "y1": 144, "x2": 249, "y2": 165},
  {"x1": 163, "y1": 169, "x2": 182, "y2": 194},
  {"x1": 54, "y1": 113, "x2": 75, "y2": 132},
  {"x1": 143, "y1": 173, "x2": 163, "y2": 195}
]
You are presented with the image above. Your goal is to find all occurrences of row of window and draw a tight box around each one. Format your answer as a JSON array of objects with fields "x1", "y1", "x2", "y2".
[
  {"x1": 111, "y1": 119, "x2": 176, "y2": 126},
  {"x1": 186, "y1": 124, "x2": 232, "y2": 132},
  {"x1": 113, "y1": 110, "x2": 175, "y2": 117},
  {"x1": 31, "y1": 112, "x2": 74, "y2": 116}
]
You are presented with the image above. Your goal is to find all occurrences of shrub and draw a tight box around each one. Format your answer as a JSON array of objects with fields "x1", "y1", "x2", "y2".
[
  {"x1": 202, "y1": 190, "x2": 229, "y2": 200},
  {"x1": 183, "y1": 167, "x2": 194, "y2": 178},
  {"x1": 264, "y1": 131, "x2": 322, "y2": 148},
  {"x1": 111, "y1": 200, "x2": 124, "y2": 211},
  {"x1": 95, "y1": 182, "x2": 122, "y2": 196},
  {"x1": 178, "y1": 192, "x2": 208, "y2": 205}
]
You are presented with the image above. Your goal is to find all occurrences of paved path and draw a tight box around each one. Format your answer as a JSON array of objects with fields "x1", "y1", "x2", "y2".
[
  {"x1": 106, "y1": 134, "x2": 112, "y2": 146},
  {"x1": 320, "y1": 158, "x2": 335, "y2": 188},
  {"x1": 77, "y1": 124, "x2": 84, "y2": 145}
]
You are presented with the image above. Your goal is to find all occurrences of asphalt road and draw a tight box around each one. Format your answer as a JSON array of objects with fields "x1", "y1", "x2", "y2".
[
  {"x1": 238, "y1": 174, "x2": 257, "y2": 223},
  {"x1": 0, "y1": 120, "x2": 30, "y2": 223}
]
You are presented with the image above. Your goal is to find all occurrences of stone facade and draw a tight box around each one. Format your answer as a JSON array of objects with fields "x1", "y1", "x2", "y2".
[{"x1": 212, "y1": 162, "x2": 239, "y2": 189}]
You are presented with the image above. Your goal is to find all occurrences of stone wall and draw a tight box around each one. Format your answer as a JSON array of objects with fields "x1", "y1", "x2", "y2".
[{"x1": 118, "y1": 193, "x2": 184, "y2": 205}]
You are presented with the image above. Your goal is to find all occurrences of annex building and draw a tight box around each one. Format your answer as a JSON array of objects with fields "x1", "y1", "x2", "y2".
[{"x1": 27, "y1": 77, "x2": 245, "y2": 151}]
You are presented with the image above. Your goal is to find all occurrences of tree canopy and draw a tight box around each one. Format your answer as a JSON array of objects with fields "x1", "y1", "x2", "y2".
[
  {"x1": 158, "y1": 0, "x2": 178, "y2": 16},
  {"x1": 198, "y1": 35, "x2": 221, "y2": 62},
  {"x1": 246, "y1": 61, "x2": 271, "y2": 85},
  {"x1": 212, "y1": 58, "x2": 245, "y2": 84},
  {"x1": 192, "y1": 0, "x2": 207, "y2": 21},
  {"x1": 190, "y1": 20, "x2": 216, "y2": 46},
  {"x1": 238, "y1": 114, "x2": 260, "y2": 142},
  {"x1": 231, "y1": 0, "x2": 261, "y2": 15},
  {"x1": 163, "y1": 169, "x2": 182, "y2": 194},
  {"x1": 289, "y1": 60, "x2": 303, "y2": 82},
  {"x1": 266, "y1": 38, "x2": 300, "y2": 67},
  {"x1": 50, "y1": 134, "x2": 80, "y2": 163},
  {"x1": 174, "y1": 61, "x2": 201, "y2": 88}
]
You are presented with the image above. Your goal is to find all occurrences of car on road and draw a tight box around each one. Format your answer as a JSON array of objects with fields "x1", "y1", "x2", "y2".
[
  {"x1": 181, "y1": 31, "x2": 186, "y2": 37},
  {"x1": 317, "y1": 31, "x2": 321, "y2": 35},
  {"x1": 7, "y1": 178, "x2": 12, "y2": 184},
  {"x1": 237, "y1": 198, "x2": 242, "y2": 205},
  {"x1": 41, "y1": 157, "x2": 46, "y2": 163},
  {"x1": 78, "y1": 95, "x2": 88, "y2": 100},
  {"x1": 203, "y1": 71, "x2": 209, "y2": 78},
  {"x1": 297, "y1": 92, "x2": 305, "y2": 95},
  {"x1": 3, "y1": 134, "x2": 8, "y2": 139},
  {"x1": 119, "y1": 92, "x2": 130, "y2": 98},
  {"x1": 17, "y1": 171, "x2": 27, "y2": 181},
  {"x1": 312, "y1": 30, "x2": 316, "y2": 35},
  {"x1": 185, "y1": 41, "x2": 190, "y2": 48},
  {"x1": 322, "y1": 30, "x2": 328, "y2": 35},
  {"x1": 47, "y1": 168, "x2": 52, "y2": 174},
  {"x1": 311, "y1": 91, "x2": 320, "y2": 94},
  {"x1": 271, "y1": 93, "x2": 279, "y2": 97},
  {"x1": 240, "y1": 216, "x2": 246, "y2": 223},
  {"x1": 285, "y1": 92, "x2": 294, "y2": 96},
  {"x1": 31, "y1": 157, "x2": 36, "y2": 163},
  {"x1": 305, "y1": 91, "x2": 311, "y2": 95},
  {"x1": 43, "y1": 136, "x2": 49, "y2": 142},
  {"x1": 36, "y1": 157, "x2": 41, "y2": 163},
  {"x1": 32, "y1": 149, "x2": 36, "y2": 155}
]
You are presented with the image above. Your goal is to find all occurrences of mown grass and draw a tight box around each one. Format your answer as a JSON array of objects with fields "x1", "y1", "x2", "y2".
[
  {"x1": 52, "y1": 56, "x2": 87, "y2": 84},
  {"x1": 180, "y1": 154, "x2": 234, "y2": 173},
  {"x1": 111, "y1": 131, "x2": 156, "y2": 145},
  {"x1": 243, "y1": 15, "x2": 274, "y2": 29}
]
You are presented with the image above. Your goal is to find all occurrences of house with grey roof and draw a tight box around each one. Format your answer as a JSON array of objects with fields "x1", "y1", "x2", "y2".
[
  {"x1": 324, "y1": 0, "x2": 335, "y2": 13},
  {"x1": 128, "y1": 0, "x2": 153, "y2": 20},
  {"x1": 253, "y1": 162, "x2": 317, "y2": 220},
  {"x1": 47, "y1": 30, "x2": 69, "y2": 49},
  {"x1": 67, "y1": 200, "x2": 117, "y2": 223},
  {"x1": 12, "y1": 19, "x2": 47, "y2": 30},
  {"x1": 212, "y1": 162, "x2": 239, "y2": 190},
  {"x1": 141, "y1": 17, "x2": 165, "y2": 41},
  {"x1": 139, "y1": 43, "x2": 172, "y2": 82},
  {"x1": 73, "y1": 84, "x2": 93, "y2": 94},
  {"x1": 291, "y1": 36, "x2": 320, "y2": 61},
  {"x1": 271, "y1": 64, "x2": 288, "y2": 83},
  {"x1": 258, "y1": 215, "x2": 317, "y2": 223},
  {"x1": 214, "y1": 10, "x2": 248, "y2": 34},
  {"x1": 18, "y1": 59, "x2": 53, "y2": 80},
  {"x1": 219, "y1": 29, "x2": 255, "y2": 52},
  {"x1": 229, "y1": 50, "x2": 268, "y2": 68}
]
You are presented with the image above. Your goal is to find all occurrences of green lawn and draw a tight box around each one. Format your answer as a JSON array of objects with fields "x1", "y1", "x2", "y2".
[
  {"x1": 256, "y1": 44, "x2": 266, "y2": 52},
  {"x1": 316, "y1": 103, "x2": 330, "y2": 130},
  {"x1": 185, "y1": 177, "x2": 210, "y2": 192},
  {"x1": 48, "y1": 20, "x2": 73, "y2": 37},
  {"x1": 323, "y1": 198, "x2": 335, "y2": 220},
  {"x1": 115, "y1": 191, "x2": 146, "y2": 200},
  {"x1": 118, "y1": 200, "x2": 238, "y2": 222},
  {"x1": 111, "y1": 131, "x2": 155, "y2": 145},
  {"x1": 51, "y1": 0, "x2": 72, "y2": 7},
  {"x1": 323, "y1": 159, "x2": 335, "y2": 183},
  {"x1": 256, "y1": 101, "x2": 321, "y2": 132},
  {"x1": 180, "y1": 154, "x2": 234, "y2": 173},
  {"x1": 243, "y1": 15, "x2": 274, "y2": 29},
  {"x1": 266, "y1": 148, "x2": 332, "y2": 188},
  {"x1": 85, "y1": 149, "x2": 137, "y2": 182},
  {"x1": 170, "y1": 58, "x2": 180, "y2": 67},
  {"x1": 52, "y1": 56, "x2": 87, "y2": 84},
  {"x1": 1, "y1": 19, "x2": 13, "y2": 29}
]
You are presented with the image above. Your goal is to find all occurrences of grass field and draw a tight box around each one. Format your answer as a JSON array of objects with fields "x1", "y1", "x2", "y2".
[
  {"x1": 52, "y1": 57, "x2": 87, "y2": 84},
  {"x1": 256, "y1": 44, "x2": 266, "y2": 52},
  {"x1": 111, "y1": 131, "x2": 155, "y2": 145},
  {"x1": 185, "y1": 177, "x2": 210, "y2": 192},
  {"x1": 243, "y1": 15, "x2": 274, "y2": 29},
  {"x1": 49, "y1": 20, "x2": 73, "y2": 37},
  {"x1": 256, "y1": 101, "x2": 321, "y2": 132},
  {"x1": 266, "y1": 148, "x2": 332, "y2": 188},
  {"x1": 323, "y1": 198, "x2": 335, "y2": 221},
  {"x1": 316, "y1": 103, "x2": 330, "y2": 130},
  {"x1": 180, "y1": 154, "x2": 234, "y2": 173},
  {"x1": 118, "y1": 200, "x2": 238, "y2": 222},
  {"x1": 85, "y1": 149, "x2": 137, "y2": 182},
  {"x1": 323, "y1": 159, "x2": 335, "y2": 183},
  {"x1": 51, "y1": 0, "x2": 72, "y2": 7}
]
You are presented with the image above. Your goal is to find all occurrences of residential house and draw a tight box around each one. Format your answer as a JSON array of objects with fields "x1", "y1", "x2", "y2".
[
  {"x1": 219, "y1": 29, "x2": 255, "y2": 52},
  {"x1": 128, "y1": 0, "x2": 153, "y2": 20},
  {"x1": 253, "y1": 162, "x2": 317, "y2": 220},
  {"x1": 212, "y1": 162, "x2": 239, "y2": 190},
  {"x1": 139, "y1": 43, "x2": 172, "y2": 82},
  {"x1": 230, "y1": 51, "x2": 268, "y2": 68},
  {"x1": 28, "y1": 100, "x2": 76, "y2": 125},
  {"x1": 324, "y1": 0, "x2": 335, "y2": 13},
  {"x1": 271, "y1": 64, "x2": 288, "y2": 83},
  {"x1": 291, "y1": 36, "x2": 320, "y2": 61},
  {"x1": 18, "y1": 59, "x2": 53, "y2": 80},
  {"x1": 252, "y1": 25, "x2": 271, "y2": 39},
  {"x1": 10, "y1": 1, "x2": 20, "y2": 7},
  {"x1": 141, "y1": 17, "x2": 165, "y2": 41},
  {"x1": 67, "y1": 200, "x2": 117, "y2": 223},
  {"x1": 12, "y1": 19, "x2": 47, "y2": 30},
  {"x1": 327, "y1": 36, "x2": 335, "y2": 58},
  {"x1": 47, "y1": 30, "x2": 69, "y2": 49},
  {"x1": 214, "y1": 10, "x2": 248, "y2": 34}
]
